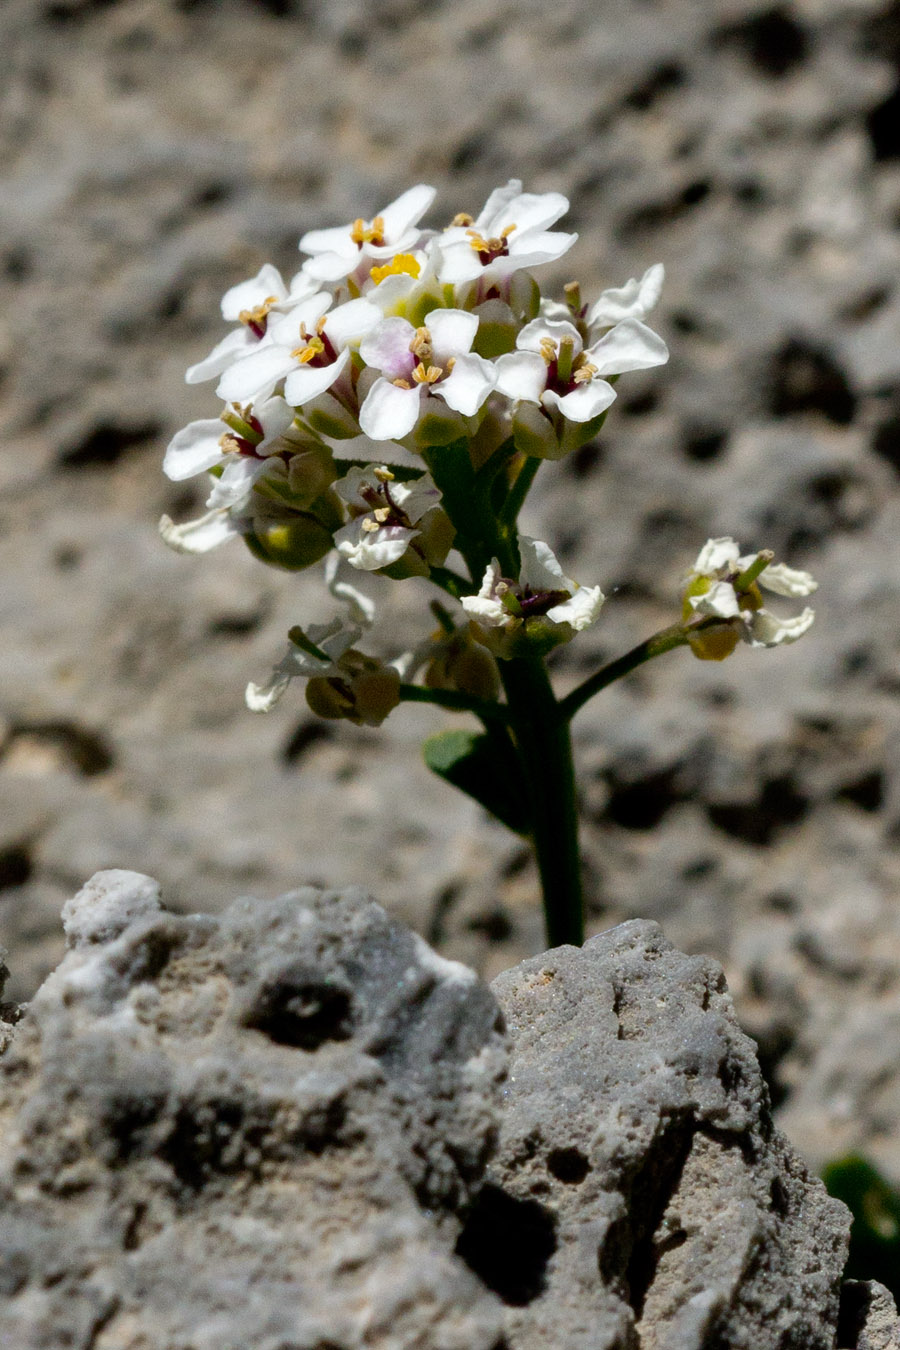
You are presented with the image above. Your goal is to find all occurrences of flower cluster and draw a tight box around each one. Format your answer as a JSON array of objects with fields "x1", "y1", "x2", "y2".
[{"x1": 162, "y1": 182, "x2": 815, "y2": 722}]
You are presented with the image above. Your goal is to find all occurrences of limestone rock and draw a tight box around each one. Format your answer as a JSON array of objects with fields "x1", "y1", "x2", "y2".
[
  {"x1": 484, "y1": 919, "x2": 855, "y2": 1349},
  {"x1": 0, "y1": 870, "x2": 508, "y2": 1350}
]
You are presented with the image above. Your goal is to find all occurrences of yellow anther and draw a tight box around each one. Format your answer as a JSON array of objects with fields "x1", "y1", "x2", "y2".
[
  {"x1": 361, "y1": 517, "x2": 381, "y2": 533},
  {"x1": 238, "y1": 296, "x2": 278, "y2": 328},
  {"x1": 350, "y1": 214, "x2": 386, "y2": 246},
  {"x1": 218, "y1": 433, "x2": 242, "y2": 454},
  {"x1": 451, "y1": 212, "x2": 474, "y2": 227},
  {"x1": 392, "y1": 378, "x2": 413, "y2": 390},
  {"x1": 370, "y1": 253, "x2": 422, "y2": 285},
  {"x1": 315, "y1": 316, "x2": 328, "y2": 334},
  {"x1": 444, "y1": 355, "x2": 456, "y2": 373},
  {"x1": 572, "y1": 363, "x2": 597, "y2": 383},
  {"x1": 291, "y1": 336, "x2": 326, "y2": 364},
  {"x1": 409, "y1": 327, "x2": 433, "y2": 360},
  {"x1": 412, "y1": 363, "x2": 443, "y2": 385},
  {"x1": 373, "y1": 466, "x2": 395, "y2": 482},
  {"x1": 373, "y1": 506, "x2": 390, "y2": 523},
  {"x1": 539, "y1": 337, "x2": 558, "y2": 364}
]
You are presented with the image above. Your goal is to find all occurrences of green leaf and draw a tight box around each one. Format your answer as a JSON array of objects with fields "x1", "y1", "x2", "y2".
[
  {"x1": 423, "y1": 728, "x2": 530, "y2": 835},
  {"x1": 823, "y1": 1154, "x2": 900, "y2": 1298}
]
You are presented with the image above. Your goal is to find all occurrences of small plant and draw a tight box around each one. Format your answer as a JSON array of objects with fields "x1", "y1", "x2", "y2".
[{"x1": 162, "y1": 181, "x2": 816, "y2": 947}]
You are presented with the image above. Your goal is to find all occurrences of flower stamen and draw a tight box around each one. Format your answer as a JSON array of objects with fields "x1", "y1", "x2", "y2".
[{"x1": 350, "y1": 215, "x2": 386, "y2": 248}]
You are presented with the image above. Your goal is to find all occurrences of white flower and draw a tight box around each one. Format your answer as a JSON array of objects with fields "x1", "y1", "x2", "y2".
[
  {"x1": 332, "y1": 465, "x2": 442, "y2": 571},
  {"x1": 436, "y1": 180, "x2": 577, "y2": 286},
  {"x1": 299, "y1": 185, "x2": 437, "y2": 285},
  {"x1": 357, "y1": 309, "x2": 496, "y2": 441},
  {"x1": 163, "y1": 396, "x2": 295, "y2": 508},
  {"x1": 684, "y1": 536, "x2": 817, "y2": 654},
  {"x1": 496, "y1": 314, "x2": 668, "y2": 426},
  {"x1": 185, "y1": 264, "x2": 320, "y2": 385},
  {"x1": 215, "y1": 294, "x2": 381, "y2": 408},
  {"x1": 586, "y1": 263, "x2": 665, "y2": 332},
  {"x1": 159, "y1": 506, "x2": 245, "y2": 555},
  {"x1": 246, "y1": 618, "x2": 362, "y2": 713},
  {"x1": 462, "y1": 537, "x2": 604, "y2": 649}
]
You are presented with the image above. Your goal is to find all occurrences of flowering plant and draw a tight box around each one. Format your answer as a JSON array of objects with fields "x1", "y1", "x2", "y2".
[{"x1": 162, "y1": 181, "x2": 817, "y2": 947}]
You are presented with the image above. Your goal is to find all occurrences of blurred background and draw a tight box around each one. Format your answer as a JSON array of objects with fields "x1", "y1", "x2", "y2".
[{"x1": 2, "y1": 0, "x2": 900, "y2": 1227}]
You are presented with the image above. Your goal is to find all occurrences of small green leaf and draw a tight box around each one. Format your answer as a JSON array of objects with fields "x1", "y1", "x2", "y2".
[
  {"x1": 423, "y1": 728, "x2": 530, "y2": 835},
  {"x1": 823, "y1": 1154, "x2": 900, "y2": 1298}
]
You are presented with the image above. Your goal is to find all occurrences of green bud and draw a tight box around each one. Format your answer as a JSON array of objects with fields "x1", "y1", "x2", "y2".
[
  {"x1": 414, "y1": 402, "x2": 469, "y2": 448},
  {"x1": 471, "y1": 299, "x2": 519, "y2": 358},
  {"x1": 245, "y1": 513, "x2": 334, "y2": 571},
  {"x1": 302, "y1": 392, "x2": 361, "y2": 440}
]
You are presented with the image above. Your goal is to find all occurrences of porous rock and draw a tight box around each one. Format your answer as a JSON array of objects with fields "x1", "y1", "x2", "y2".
[
  {"x1": 1, "y1": 879, "x2": 898, "y2": 1348},
  {"x1": 0, "y1": 870, "x2": 508, "y2": 1350},
  {"x1": 484, "y1": 918, "x2": 858, "y2": 1349}
]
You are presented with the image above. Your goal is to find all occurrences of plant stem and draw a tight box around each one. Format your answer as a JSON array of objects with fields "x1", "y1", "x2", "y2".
[
  {"x1": 397, "y1": 683, "x2": 509, "y2": 726},
  {"x1": 501, "y1": 655, "x2": 584, "y2": 948},
  {"x1": 557, "y1": 622, "x2": 689, "y2": 724}
]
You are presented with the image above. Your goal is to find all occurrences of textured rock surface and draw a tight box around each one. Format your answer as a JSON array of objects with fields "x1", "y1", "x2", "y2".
[
  {"x1": 3, "y1": 0, "x2": 900, "y2": 1192},
  {"x1": 2, "y1": 874, "x2": 898, "y2": 1348},
  {"x1": 486, "y1": 919, "x2": 853, "y2": 1348},
  {"x1": 0, "y1": 871, "x2": 508, "y2": 1349}
]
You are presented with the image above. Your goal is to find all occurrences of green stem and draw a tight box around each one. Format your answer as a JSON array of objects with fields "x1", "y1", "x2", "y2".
[
  {"x1": 558, "y1": 623, "x2": 689, "y2": 724},
  {"x1": 428, "y1": 566, "x2": 472, "y2": 600},
  {"x1": 398, "y1": 683, "x2": 509, "y2": 726},
  {"x1": 499, "y1": 455, "x2": 541, "y2": 534},
  {"x1": 501, "y1": 655, "x2": 583, "y2": 948}
]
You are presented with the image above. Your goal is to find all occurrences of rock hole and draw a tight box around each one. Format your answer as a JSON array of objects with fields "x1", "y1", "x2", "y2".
[
  {"x1": 683, "y1": 424, "x2": 728, "y2": 462},
  {"x1": 767, "y1": 339, "x2": 856, "y2": 424},
  {"x1": 618, "y1": 1121, "x2": 694, "y2": 1316},
  {"x1": 0, "y1": 844, "x2": 33, "y2": 890},
  {"x1": 58, "y1": 420, "x2": 161, "y2": 469},
  {"x1": 837, "y1": 1281, "x2": 875, "y2": 1348},
  {"x1": 244, "y1": 964, "x2": 354, "y2": 1050},
  {"x1": 4, "y1": 721, "x2": 115, "y2": 777},
  {"x1": 618, "y1": 180, "x2": 712, "y2": 235},
  {"x1": 866, "y1": 83, "x2": 900, "y2": 161},
  {"x1": 601, "y1": 766, "x2": 685, "y2": 831},
  {"x1": 567, "y1": 441, "x2": 604, "y2": 479},
  {"x1": 104, "y1": 1092, "x2": 166, "y2": 1164},
  {"x1": 547, "y1": 1146, "x2": 590, "y2": 1184},
  {"x1": 836, "y1": 770, "x2": 884, "y2": 813},
  {"x1": 712, "y1": 7, "x2": 809, "y2": 78},
  {"x1": 620, "y1": 389, "x2": 659, "y2": 417},
  {"x1": 282, "y1": 719, "x2": 335, "y2": 765},
  {"x1": 455, "y1": 1183, "x2": 557, "y2": 1306},
  {"x1": 707, "y1": 775, "x2": 809, "y2": 846},
  {"x1": 3, "y1": 248, "x2": 31, "y2": 282},
  {"x1": 467, "y1": 909, "x2": 514, "y2": 943},
  {"x1": 623, "y1": 61, "x2": 686, "y2": 111},
  {"x1": 872, "y1": 413, "x2": 900, "y2": 475}
]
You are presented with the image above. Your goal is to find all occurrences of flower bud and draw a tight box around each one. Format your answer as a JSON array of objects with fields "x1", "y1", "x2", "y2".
[
  {"x1": 245, "y1": 512, "x2": 334, "y2": 571},
  {"x1": 306, "y1": 653, "x2": 400, "y2": 726}
]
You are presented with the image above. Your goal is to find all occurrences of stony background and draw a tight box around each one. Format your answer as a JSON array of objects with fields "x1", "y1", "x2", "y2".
[{"x1": 2, "y1": 0, "x2": 900, "y2": 1189}]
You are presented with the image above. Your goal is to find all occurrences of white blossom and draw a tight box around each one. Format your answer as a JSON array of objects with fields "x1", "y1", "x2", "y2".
[
  {"x1": 185, "y1": 264, "x2": 320, "y2": 385},
  {"x1": 358, "y1": 310, "x2": 496, "y2": 442},
  {"x1": 299, "y1": 185, "x2": 437, "y2": 285},
  {"x1": 586, "y1": 263, "x2": 665, "y2": 332},
  {"x1": 685, "y1": 536, "x2": 817, "y2": 650},
  {"x1": 163, "y1": 396, "x2": 295, "y2": 508},
  {"x1": 462, "y1": 537, "x2": 604, "y2": 635},
  {"x1": 436, "y1": 180, "x2": 577, "y2": 286},
  {"x1": 332, "y1": 465, "x2": 442, "y2": 571},
  {"x1": 246, "y1": 618, "x2": 361, "y2": 713}
]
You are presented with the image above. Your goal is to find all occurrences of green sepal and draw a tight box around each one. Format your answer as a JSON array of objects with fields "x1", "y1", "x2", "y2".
[{"x1": 422, "y1": 727, "x2": 529, "y2": 835}]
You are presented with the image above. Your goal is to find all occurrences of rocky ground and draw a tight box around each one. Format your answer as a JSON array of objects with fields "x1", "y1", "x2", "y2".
[{"x1": 2, "y1": 0, "x2": 900, "y2": 1196}]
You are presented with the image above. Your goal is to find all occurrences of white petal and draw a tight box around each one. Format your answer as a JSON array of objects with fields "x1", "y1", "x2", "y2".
[
  {"x1": 163, "y1": 419, "x2": 227, "y2": 481},
  {"x1": 217, "y1": 347, "x2": 296, "y2": 403},
  {"x1": 433, "y1": 353, "x2": 497, "y2": 416},
  {"x1": 689, "y1": 580, "x2": 741, "y2": 620},
  {"x1": 186, "y1": 328, "x2": 256, "y2": 384},
  {"x1": 333, "y1": 518, "x2": 417, "y2": 570},
  {"x1": 359, "y1": 378, "x2": 422, "y2": 442},
  {"x1": 746, "y1": 606, "x2": 815, "y2": 647},
  {"x1": 546, "y1": 584, "x2": 605, "y2": 631},
  {"x1": 283, "y1": 349, "x2": 349, "y2": 406},
  {"x1": 221, "y1": 264, "x2": 287, "y2": 321},
  {"x1": 519, "y1": 537, "x2": 574, "y2": 593},
  {"x1": 301, "y1": 251, "x2": 360, "y2": 284},
  {"x1": 517, "y1": 317, "x2": 583, "y2": 356},
  {"x1": 495, "y1": 351, "x2": 547, "y2": 403},
  {"x1": 588, "y1": 264, "x2": 665, "y2": 329},
  {"x1": 334, "y1": 463, "x2": 383, "y2": 505},
  {"x1": 487, "y1": 189, "x2": 569, "y2": 236},
  {"x1": 266, "y1": 294, "x2": 333, "y2": 345},
  {"x1": 325, "y1": 554, "x2": 376, "y2": 626},
  {"x1": 425, "y1": 308, "x2": 479, "y2": 360},
  {"x1": 299, "y1": 223, "x2": 358, "y2": 258},
  {"x1": 435, "y1": 239, "x2": 485, "y2": 286},
  {"x1": 461, "y1": 593, "x2": 511, "y2": 627},
  {"x1": 760, "y1": 562, "x2": 818, "y2": 598},
  {"x1": 694, "y1": 537, "x2": 741, "y2": 573},
  {"x1": 206, "y1": 456, "x2": 269, "y2": 507},
  {"x1": 379, "y1": 183, "x2": 437, "y2": 241},
  {"x1": 159, "y1": 509, "x2": 240, "y2": 554},
  {"x1": 256, "y1": 396, "x2": 295, "y2": 448},
  {"x1": 473, "y1": 180, "x2": 523, "y2": 231},
  {"x1": 586, "y1": 319, "x2": 669, "y2": 377},
  {"x1": 325, "y1": 298, "x2": 383, "y2": 349},
  {"x1": 499, "y1": 229, "x2": 578, "y2": 270},
  {"x1": 391, "y1": 473, "x2": 441, "y2": 524},
  {"x1": 554, "y1": 379, "x2": 617, "y2": 423},
  {"x1": 359, "y1": 317, "x2": 416, "y2": 377}
]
